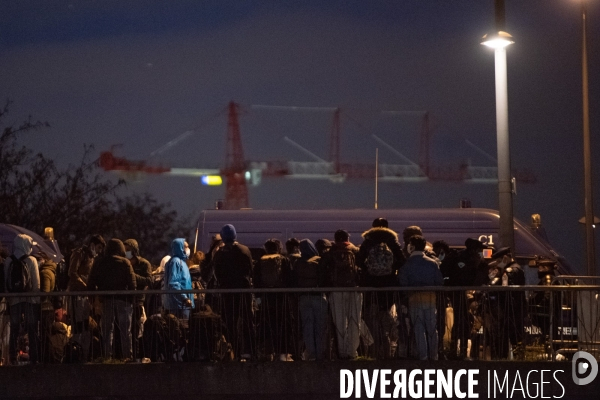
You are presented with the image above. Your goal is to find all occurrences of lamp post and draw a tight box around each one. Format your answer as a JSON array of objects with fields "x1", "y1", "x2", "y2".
[
  {"x1": 580, "y1": 1, "x2": 596, "y2": 275},
  {"x1": 482, "y1": 0, "x2": 515, "y2": 251}
]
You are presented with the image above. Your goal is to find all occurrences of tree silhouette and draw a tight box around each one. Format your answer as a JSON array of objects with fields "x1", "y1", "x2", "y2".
[{"x1": 0, "y1": 100, "x2": 190, "y2": 264}]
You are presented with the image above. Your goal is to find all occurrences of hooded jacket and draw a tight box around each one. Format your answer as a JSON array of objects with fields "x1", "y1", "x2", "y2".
[
  {"x1": 398, "y1": 251, "x2": 443, "y2": 305},
  {"x1": 161, "y1": 238, "x2": 194, "y2": 311},
  {"x1": 39, "y1": 258, "x2": 57, "y2": 293},
  {"x1": 3, "y1": 234, "x2": 40, "y2": 305},
  {"x1": 358, "y1": 227, "x2": 405, "y2": 287},
  {"x1": 123, "y1": 238, "x2": 153, "y2": 304},
  {"x1": 87, "y1": 239, "x2": 137, "y2": 300},
  {"x1": 293, "y1": 239, "x2": 324, "y2": 289}
]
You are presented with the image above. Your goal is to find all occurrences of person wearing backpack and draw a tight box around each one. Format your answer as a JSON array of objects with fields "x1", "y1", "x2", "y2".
[
  {"x1": 212, "y1": 224, "x2": 254, "y2": 361},
  {"x1": 357, "y1": 218, "x2": 405, "y2": 359},
  {"x1": 322, "y1": 229, "x2": 361, "y2": 360},
  {"x1": 3, "y1": 234, "x2": 41, "y2": 364}
]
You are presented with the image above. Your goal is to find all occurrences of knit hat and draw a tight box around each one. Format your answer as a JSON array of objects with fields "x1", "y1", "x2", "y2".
[
  {"x1": 372, "y1": 218, "x2": 389, "y2": 228},
  {"x1": 334, "y1": 229, "x2": 350, "y2": 243},
  {"x1": 315, "y1": 238, "x2": 332, "y2": 255},
  {"x1": 220, "y1": 224, "x2": 237, "y2": 244}
]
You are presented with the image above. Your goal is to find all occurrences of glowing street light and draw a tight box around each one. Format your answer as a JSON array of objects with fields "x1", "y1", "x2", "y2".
[
  {"x1": 481, "y1": 31, "x2": 514, "y2": 49},
  {"x1": 482, "y1": 1, "x2": 515, "y2": 251}
]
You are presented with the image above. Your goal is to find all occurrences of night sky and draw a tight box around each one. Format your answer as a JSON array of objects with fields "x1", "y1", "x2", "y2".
[{"x1": 1, "y1": 0, "x2": 599, "y2": 272}]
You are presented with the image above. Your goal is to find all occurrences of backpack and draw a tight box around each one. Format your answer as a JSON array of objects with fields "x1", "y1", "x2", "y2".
[
  {"x1": 6, "y1": 255, "x2": 32, "y2": 293},
  {"x1": 365, "y1": 242, "x2": 394, "y2": 276},
  {"x1": 259, "y1": 254, "x2": 283, "y2": 288},
  {"x1": 330, "y1": 247, "x2": 358, "y2": 287},
  {"x1": 143, "y1": 314, "x2": 169, "y2": 362}
]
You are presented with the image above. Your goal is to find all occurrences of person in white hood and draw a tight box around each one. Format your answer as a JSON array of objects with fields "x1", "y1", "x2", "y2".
[{"x1": 3, "y1": 234, "x2": 40, "y2": 364}]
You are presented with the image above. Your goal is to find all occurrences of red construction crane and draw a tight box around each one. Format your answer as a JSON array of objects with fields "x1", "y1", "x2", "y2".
[
  {"x1": 222, "y1": 101, "x2": 249, "y2": 210},
  {"x1": 100, "y1": 101, "x2": 536, "y2": 210}
]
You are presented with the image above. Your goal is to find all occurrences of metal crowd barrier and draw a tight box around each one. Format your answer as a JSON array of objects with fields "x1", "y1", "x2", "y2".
[{"x1": 0, "y1": 285, "x2": 598, "y2": 365}]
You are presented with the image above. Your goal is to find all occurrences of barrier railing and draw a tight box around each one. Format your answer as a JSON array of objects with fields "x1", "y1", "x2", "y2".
[{"x1": 0, "y1": 285, "x2": 598, "y2": 365}]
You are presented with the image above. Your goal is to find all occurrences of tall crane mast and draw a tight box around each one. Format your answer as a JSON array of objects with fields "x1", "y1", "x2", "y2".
[{"x1": 223, "y1": 101, "x2": 249, "y2": 210}]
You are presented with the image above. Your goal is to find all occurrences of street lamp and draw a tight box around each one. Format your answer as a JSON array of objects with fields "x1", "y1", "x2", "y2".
[
  {"x1": 482, "y1": 6, "x2": 515, "y2": 251},
  {"x1": 579, "y1": 1, "x2": 596, "y2": 275}
]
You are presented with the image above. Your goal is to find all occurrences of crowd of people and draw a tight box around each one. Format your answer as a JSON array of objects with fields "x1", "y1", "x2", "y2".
[{"x1": 0, "y1": 217, "x2": 558, "y2": 365}]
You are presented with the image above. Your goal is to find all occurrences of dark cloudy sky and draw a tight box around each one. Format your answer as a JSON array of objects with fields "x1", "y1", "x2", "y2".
[{"x1": 1, "y1": 0, "x2": 599, "y2": 272}]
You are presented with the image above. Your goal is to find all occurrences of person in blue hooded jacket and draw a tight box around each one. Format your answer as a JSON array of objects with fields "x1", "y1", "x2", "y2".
[{"x1": 161, "y1": 239, "x2": 194, "y2": 324}]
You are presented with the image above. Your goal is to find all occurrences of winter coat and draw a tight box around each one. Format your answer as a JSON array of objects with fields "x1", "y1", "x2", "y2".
[
  {"x1": 321, "y1": 241, "x2": 360, "y2": 288},
  {"x1": 3, "y1": 234, "x2": 40, "y2": 305},
  {"x1": 398, "y1": 252, "x2": 444, "y2": 287},
  {"x1": 212, "y1": 241, "x2": 253, "y2": 289},
  {"x1": 87, "y1": 239, "x2": 136, "y2": 301},
  {"x1": 131, "y1": 256, "x2": 152, "y2": 305},
  {"x1": 481, "y1": 261, "x2": 526, "y2": 330},
  {"x1": 67, "y1": 245, "x2": 95, "y2": 291},
  {"x1": 39, "y1": 259, "x2": 57, "y2": 293},
  {"x1": 161, "y1": 238, "x2": 194, "y2": 311},
  {"x1": 444, "y1": 248, "x2": 488, "y2": 287},
  {"x1": 398, "y1": 251, "x2": 443, "y2": 305},
  {"x1": 254, "y1": 254, "x2": 290, "y2": 288},
  {"x1": 291, "y1": 239, "x2": 325, "y2": 290}
]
